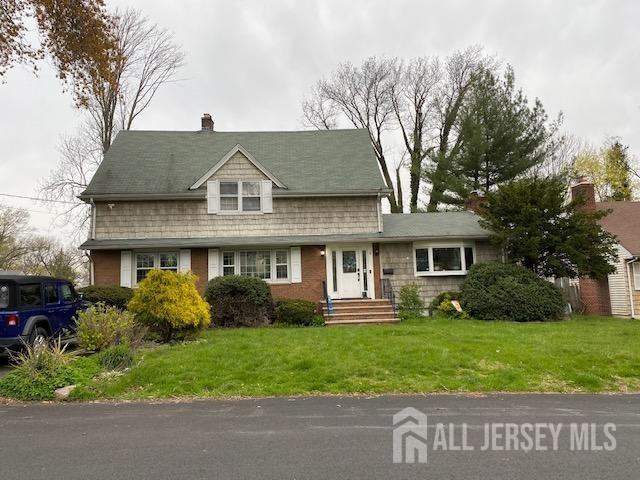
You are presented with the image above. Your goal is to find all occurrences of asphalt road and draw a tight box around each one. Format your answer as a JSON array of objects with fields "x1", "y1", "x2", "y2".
[{"x1": 0, "y1": 394, "x2": 638, "y2": 479}]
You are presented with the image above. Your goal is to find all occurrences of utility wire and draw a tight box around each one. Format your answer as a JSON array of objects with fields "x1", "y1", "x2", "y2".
[{"x1": 0, "y1": 192, "x2": 78, "y2": 204}]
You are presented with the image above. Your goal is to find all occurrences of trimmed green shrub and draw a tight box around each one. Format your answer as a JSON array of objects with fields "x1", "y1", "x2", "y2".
[
  {"x1": 76, "y1": 303, "x2": 138, "y2": 352},
  {"x1": 428, "y1": 291, "x2": 461, "y2": 316},
  {"x1": 0, "y1": 341, "x2": 99, "y2": 401},
  {"x1": 128, "y1": 270, "x2": 211, "y2": 342},
  {"x1": 96, "y1": 344, "x2": 134, "y2": 370},
  {"x1": 398, "y1": 284, "x2": 424, "y2": 316},
  {"x1": 435, "y1": 293, "x2": 470, "y2": 320},
  {"x1": 78, "y1": 285, "x2": 133, "y2": 309},
  {"x1": 204, "y1": 275, "x2": 274, "y2": 327},
  {"x1": 275, "y1": 298, "x2": 319, "y2": 326},
  {"x1": 461, "y1": 262, "x2": 565, "y2": 322}
]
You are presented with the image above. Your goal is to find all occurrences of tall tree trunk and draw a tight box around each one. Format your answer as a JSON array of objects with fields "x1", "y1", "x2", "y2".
[{"x1": 396, "y1": 165, "x2": 404, "y2": 213}]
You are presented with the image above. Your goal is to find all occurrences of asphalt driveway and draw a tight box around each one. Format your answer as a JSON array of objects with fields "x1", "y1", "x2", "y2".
[{"x1": 0, "y1": 394, "x2": 638, "y2": 480}]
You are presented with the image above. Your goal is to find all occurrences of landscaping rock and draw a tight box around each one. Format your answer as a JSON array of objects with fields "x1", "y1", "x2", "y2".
[{"x1": 54, "y1": 385, "x2": 76, "y2": 400}]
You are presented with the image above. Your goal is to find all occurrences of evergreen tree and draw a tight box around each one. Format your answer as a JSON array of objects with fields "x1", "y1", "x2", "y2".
[
  {"x1": 480, "y1": 176, "x2": 617, "y2": 279},
  {"x1": 441, "y1": 67, "x2": 557, "y2": 206},
  {"x1": 604, "y1": 140, "x2": 633, "y2": 201}
]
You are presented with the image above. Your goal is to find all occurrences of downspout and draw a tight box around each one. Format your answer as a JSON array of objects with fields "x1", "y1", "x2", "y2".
[
  {"x1": 89, "y1": 198, "x2": 97, "y2": 286},
  {"x1": 376, "y1": 192, "x2": 382, "y2": 233},
  {"x1": 625, "y1": 258, "x2": 638, "y2": 319},
  {"x1": 90, "y1": 197, "x2": 97, "y2": 240}
]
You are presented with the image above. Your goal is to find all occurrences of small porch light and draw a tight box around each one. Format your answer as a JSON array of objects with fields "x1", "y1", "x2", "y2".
[{"x1": 320, "y1": 249, "x2": 326, "y2": 256}]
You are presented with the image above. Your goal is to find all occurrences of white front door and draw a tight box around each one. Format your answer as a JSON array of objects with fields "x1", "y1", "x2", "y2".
[
  {"x1": 328, "y1": 244, "x2": 374, "y2": 299},
  {"x1": 338, "y1": 249, "x2": 361, "y2": 298}
]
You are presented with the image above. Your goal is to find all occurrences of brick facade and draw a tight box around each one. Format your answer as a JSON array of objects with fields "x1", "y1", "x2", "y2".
[
  {"x1": 579, "y1": 277, "x2": 612, "y2": 315},
  {"x1": 190, "y1": 248, "x2": 208, "y2": 293},
  {"x1": 93, "y1": 246, "x2": 327, "y2": 302},
  {"x1": 572, "y1": 180, "x2": 612, "y2": 316},
  {"x1": 373, "y1": 243, "x2": 381, "y2": 298},
  {"x1": 91, "y1": 250, "x2": 121, "y2": 286},
  {"x1": 270, "y1": 246, "x2": 326, "y2": 302}
]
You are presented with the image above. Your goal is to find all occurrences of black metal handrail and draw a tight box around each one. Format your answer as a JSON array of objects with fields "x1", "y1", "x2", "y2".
[
  {"x1": 381, "y1": 278, "x2": 396, "y2": 314},
  {"x1": 322, "y1": 280, "x2": 334, "y2": 314}
]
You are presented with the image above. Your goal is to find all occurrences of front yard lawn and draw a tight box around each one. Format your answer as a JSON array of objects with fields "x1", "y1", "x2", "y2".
[{"x1": 74, "y1": 315, "x2": 640, "y2": 400}]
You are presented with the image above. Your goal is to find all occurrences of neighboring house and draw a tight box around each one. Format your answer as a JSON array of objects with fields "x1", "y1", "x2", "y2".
[
  {"x1": 572, "y1": 180, "x2": 640, "y2": 318},
  {"x1": 79, "y1": 114, "x2": 500, "y2": 322}
]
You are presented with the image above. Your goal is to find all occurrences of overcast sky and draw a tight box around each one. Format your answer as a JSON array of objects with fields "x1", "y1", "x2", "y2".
[{"x1": 1, "y1": 0, "x2": 638, "y2": 242}]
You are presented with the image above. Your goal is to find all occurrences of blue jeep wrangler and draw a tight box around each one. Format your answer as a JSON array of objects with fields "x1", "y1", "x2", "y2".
[{"x1": 0, "y1": 275, "x2": 88, "y2": 355}]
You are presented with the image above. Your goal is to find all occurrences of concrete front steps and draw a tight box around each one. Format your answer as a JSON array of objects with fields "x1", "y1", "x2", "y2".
[{"x1": 321, "y1": 299, "x2": 399, "y2": 325}]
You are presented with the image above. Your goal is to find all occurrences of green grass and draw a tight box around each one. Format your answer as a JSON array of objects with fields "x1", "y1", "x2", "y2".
[{"x1": 73, "y1": 315, "x2": 640, "y2": 400}]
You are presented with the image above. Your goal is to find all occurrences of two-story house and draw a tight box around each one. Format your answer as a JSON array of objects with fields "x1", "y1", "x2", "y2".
[{"x1": 80, "y1": 114, "x2": 500, "y2": 323}]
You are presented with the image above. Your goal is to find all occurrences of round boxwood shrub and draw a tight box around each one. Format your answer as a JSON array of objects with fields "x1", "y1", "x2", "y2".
[
  {"x1": 461, "y1": 263, "x2": 565, "y2": 322},
  {"x1": 275, "y1": 298, "x2": 322, "y2": 326},
  {"x1": 78, "y1": 285, "x2": 133, "y2": 310},
  {"x1": 204, "y1": 275, "x2": 274, "y2": 327}
]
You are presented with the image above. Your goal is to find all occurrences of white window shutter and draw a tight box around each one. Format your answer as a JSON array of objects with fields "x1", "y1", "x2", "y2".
[
  {"x1": 207, "y1": 180, "x2": 220, "y2": 214},
  {"x1": 179, "y1": 249, "x2": 191, "y2": 273},
  {"x1": 291, "y1": 247, "x2": 302, "y2": 283},
  {"x1": 208, "y1": 248, "x2": 220, "y2": 280},
  {"x1": 261, "y1": 180, "x2": 273, "y2": 213},
  {"x1": 120, "y1": 251, "x2": 132, "y2": 288}
]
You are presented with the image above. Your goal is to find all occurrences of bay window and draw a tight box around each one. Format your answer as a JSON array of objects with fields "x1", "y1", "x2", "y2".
[
  {"x1": 222, "y1": 249, "x2": 290, "y2": 282},
  {"x1": 414, "y1": 243, "x2": 475, "y2": 276}
]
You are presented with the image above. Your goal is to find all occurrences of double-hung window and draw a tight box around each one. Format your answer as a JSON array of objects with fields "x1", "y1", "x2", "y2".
[
  {"x1": 220, "y1": 181, "x2": 239, "y2": 211},
  {"x1": 633, "y1": 262, "x2": 640, "y2": 290},
  {"x1": 218, "y1": 181, "x2": 262, "y2": 213},
  {"x1": 242, "y1": 182, "x2": 261, "y2": 211},
  {"x1": 221, "y1": 249, "x2": 289, "y2": 282},
  {"x1": 414, "y1": 243, "x2": 475, "y2": 276},
  {"x1": 135, "y1": 252, "x2": 178, "y2": 284}
]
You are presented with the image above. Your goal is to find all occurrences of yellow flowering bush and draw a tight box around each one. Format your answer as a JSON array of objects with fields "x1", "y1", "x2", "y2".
[{"x1": 128, "y1": 270, "x2": 211, "y2": 342}]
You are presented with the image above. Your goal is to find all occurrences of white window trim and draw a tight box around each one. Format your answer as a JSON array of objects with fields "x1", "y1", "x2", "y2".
[
  {"x1": 133, "y1": 251, "x2": 179, "y2": 286},
  {"x1": 633, "y1": 262, "x2": 640, "y2": 291},
  {"x1": 216, "y1": 180, "x2": 266, "y2": 214},
  {"x1": 413, "y1": 241, "x2": 476, "y2": 277},
  {"x1": 219, "y1": 248, "x2": 291, "y2": 284}
]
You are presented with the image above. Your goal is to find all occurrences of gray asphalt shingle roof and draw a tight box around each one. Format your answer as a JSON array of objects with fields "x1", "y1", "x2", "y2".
[
  {"x1": 81, "y1": 129, "x2": 388, "y2": 197},
  {"x1": 79, "y1": 212, "x2": 490, "y2": 249},
  {"x1": 381, "y1": 212, "x2": 490, "y2": 238}
]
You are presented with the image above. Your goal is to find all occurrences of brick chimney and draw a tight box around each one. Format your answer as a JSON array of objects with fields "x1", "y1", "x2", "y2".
[
  {"x1": 571, "y1": 176, "x2": 596, "y2": 213},
  {"x1": 571, "y1": 177, "x2": 611, "y2": 316},
  {"x1": 465, "y1": 191, "x2": 486, "y2": 214},
  {"x1": 201, "y1": 113, "x2": 214, "y2": 131}
]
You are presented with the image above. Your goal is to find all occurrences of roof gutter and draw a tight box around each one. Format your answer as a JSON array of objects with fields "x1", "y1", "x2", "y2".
[
  {"x1": 79, "y1": 233, "x2": 491, "y2": 250},
  {"x1": 78, "y1": 188, "x2": 391, "y2": 202}
]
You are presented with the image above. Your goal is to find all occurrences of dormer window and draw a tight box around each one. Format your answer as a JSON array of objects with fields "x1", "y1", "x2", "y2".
[
  {"x1": 241, "y1": 182, "x2": 261, "y2": 211},
  {"x1": 207, "y1": 179, "x2": 272, "y2": 214},
  {"x1": 220, "y1": 181, "x2": 239, "y2": 211}
]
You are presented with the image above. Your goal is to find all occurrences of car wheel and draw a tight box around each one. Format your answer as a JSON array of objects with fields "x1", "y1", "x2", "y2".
[{"x1": 28, "y1": 326, "x2": 48, "y2": 349}]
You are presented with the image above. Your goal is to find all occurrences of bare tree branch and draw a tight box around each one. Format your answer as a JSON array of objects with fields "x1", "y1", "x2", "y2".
[
  {"x1": 0, "y1": 204, "x2": 31, "y2": 269},
  {"x1": 302, "y1": 57, "x2": 401, "y2": 212},
  {"x1": 39, "y1": 7, "x2": 184, "y2": 241}
]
